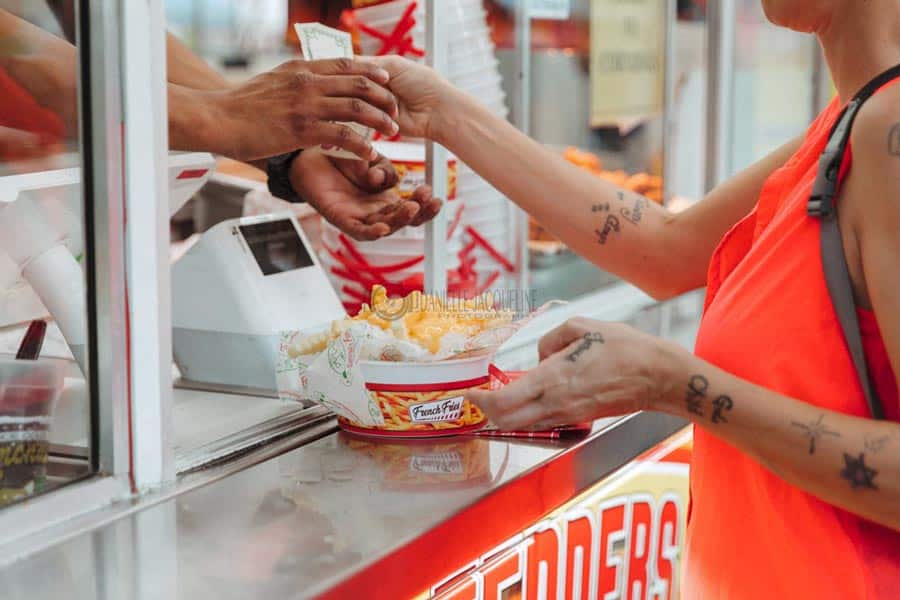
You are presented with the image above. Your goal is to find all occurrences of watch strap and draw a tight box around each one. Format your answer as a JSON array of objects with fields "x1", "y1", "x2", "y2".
[{"x1": 266, "y1": 150, "x2": 303, "y2": 203}]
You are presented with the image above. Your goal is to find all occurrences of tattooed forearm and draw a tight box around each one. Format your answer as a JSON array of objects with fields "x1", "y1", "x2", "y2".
[
  {"x1": 791, "y1": 415, "x2": 841, "y2": 455},
  {"x1": 565, "y1": 332, "x2": 605, "y2": 362},
  {"x1": 841, "y1": 452, "x2": 878, "y2": 490},
  {"x1": 888, "y1": 123, "x2": 900, "y2": 156}
]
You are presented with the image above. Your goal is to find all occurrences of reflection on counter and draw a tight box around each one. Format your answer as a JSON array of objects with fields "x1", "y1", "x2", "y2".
[{"x1": 173, "y1": 433, "x2": 519, "y2": 598}]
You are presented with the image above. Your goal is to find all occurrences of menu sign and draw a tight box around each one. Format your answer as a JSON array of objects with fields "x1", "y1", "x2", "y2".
[{"x1": 589, "y1": 0, "x2": 665, "y2": 128}]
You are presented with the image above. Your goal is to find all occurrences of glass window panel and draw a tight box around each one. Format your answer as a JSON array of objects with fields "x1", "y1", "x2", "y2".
[
  {"x1": 729, "y1": 0, "x2": 819, "y2": 174},
  {"x1": 0, "y1": 1, "x2": 94, "y2": 507}
]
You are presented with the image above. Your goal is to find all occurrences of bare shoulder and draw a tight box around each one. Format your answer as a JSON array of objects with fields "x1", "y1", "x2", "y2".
[
  {"x1": 846, "y1": 81, "x2": 900, "y2": 218},
  {"x1": 835, "y1": 80, "x2": 900, "y2": 308},
  {"x1": 851, "y1": 80, "x2": 900, "y2": 166}
]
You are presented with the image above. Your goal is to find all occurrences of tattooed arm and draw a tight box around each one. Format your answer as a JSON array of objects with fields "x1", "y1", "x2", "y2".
[
  {"x1": 650, "y1": 350, "x2": 900, "y2": 532},
  {"x1": 469, "y1": 318, "x2": 900, "y2": 532},
  {"x1": 373, "y1": 56, "x2": 802, "y2": 299}
]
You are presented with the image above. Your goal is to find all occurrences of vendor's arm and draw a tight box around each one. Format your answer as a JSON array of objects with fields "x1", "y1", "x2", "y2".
[
  {"x1": 168, "y1": 58, "x2": 399, "y2": 162},
  {"x1": 374, "y1": 56, "x2": 801, "y2": 299},
  {"x1": 166, "y1": 32, "x2": 229, "y2": 90}
]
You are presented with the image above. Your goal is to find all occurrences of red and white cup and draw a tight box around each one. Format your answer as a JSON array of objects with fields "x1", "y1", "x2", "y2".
[{"x1": 337, "y1": 354, "x2": 499, "y2": 438}]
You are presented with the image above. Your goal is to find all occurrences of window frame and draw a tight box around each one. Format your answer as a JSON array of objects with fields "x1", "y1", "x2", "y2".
[{"x1": 0, "y1": 0, "x2": 173, "y2": 554}]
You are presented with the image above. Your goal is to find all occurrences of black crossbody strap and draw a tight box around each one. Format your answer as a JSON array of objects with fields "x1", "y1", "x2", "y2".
[{"x1": 807, "y1": 63, "x2": 900, "y2": 420}]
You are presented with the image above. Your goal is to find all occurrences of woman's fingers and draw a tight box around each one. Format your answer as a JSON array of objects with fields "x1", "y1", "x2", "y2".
[
  {"x1": 468, "y1": 367, "x2": 549, "y2": 425},
  {"x1": 538, "y1": 319, "x2": 592, "y2": 361}
]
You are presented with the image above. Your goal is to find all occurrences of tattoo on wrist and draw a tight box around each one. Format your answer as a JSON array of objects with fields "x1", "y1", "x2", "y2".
[
  {"x1": 791, "y1": 415, "x2": 841, "y2": 455},
  {"x1": 565, "y1": 332, "x2": 605, "y2": 362},
  {"x1": 594, "y1": 215, "x2": 621, "y2": 245},
  {"x1": 711, "y1": 395, "x2": 733, "y2": 424},
  {"x1": 591, "y1": 202, "x2": 610, "y2": 213},
  {"x1": 889, "y1": 123, "x2": 900, "y2": 156},
  {"x1": 684, "y1": 375, "x2": 733, "y2": 424},
  {"x1": 685, "y1": 375, "x2": 708, "y2": 416},
  {"x1": 841, "y1": 452, "x2": 878, "y2": 490}
]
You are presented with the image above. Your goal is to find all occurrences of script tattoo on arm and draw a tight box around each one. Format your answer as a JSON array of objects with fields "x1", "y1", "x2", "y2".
[
  {"x1": 864, "y1": 430, "x2": 897, "y2": 453},
  {"x1": 790, "y1": 414, "x2": 841, "y2": 455},
  {"x1": 711, "y1": 395, "x2": 733, "y2": 424},
  {"x1": 565, "y1": 332, "x2": 605, "y2": 362},
  {"x1": 594, "y1": 215, "x2": 621, "y2": 245},
  {"x1": 684, "y1": 375, "x2": 734, "y2": 423},
  {"x1": 888, "y1": 123, "x2": 900, "y2": 156},
  {"x1": 620, "y1": 196, "x2": 649, "y2": 225},
  {"x1": 685, "y1": 375, "x2": 708, "y2": 416}
]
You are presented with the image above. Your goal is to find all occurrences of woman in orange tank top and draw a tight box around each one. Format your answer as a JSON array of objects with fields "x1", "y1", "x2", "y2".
[{"x1": 374, "y1": 0, "x2": 900, "y2": 597}]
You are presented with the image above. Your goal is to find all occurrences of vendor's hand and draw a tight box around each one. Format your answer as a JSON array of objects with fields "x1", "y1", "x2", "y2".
[
  {"x1": 468, "y1": 318, "x2": 676, "y2": 431},
  {"x1": 205, "y1": 58, "x2": 400, "y2": 162},
  {"x1": 330, "y1": 152, "x2": 400, "y2": 193},
  {"x1": 291, "y1": 149, "x2": 442, "y2": 241},
  {"x1": 364, "y1": 56, "x2": 457, "y2": 141}
]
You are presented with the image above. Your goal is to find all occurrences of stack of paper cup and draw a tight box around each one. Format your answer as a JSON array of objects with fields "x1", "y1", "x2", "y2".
[
  {"x1": 349, "y1": 0, "x2": 516, "y2": 291},
  {"x1": 351, "y1": 1, "x2": 508, "y2": 118}
]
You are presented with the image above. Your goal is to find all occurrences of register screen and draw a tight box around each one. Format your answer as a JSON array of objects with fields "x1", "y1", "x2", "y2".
[{"x1": 239, "y1": 220, "x2": 314, "y2": 276}]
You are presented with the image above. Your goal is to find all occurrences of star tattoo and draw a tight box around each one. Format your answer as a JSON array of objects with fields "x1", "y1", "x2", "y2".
[
  {"x1": 791, "y1": 415, "x2": 840, "y2": 454},
  {"x1": 840, "y1": 452, "x2": 878, "y2": 490}
]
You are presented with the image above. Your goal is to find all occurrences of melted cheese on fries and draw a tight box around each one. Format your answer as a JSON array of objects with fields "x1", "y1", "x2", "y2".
[{"x1": 290, "y1": 286, "x2": 513, "y2": 357}]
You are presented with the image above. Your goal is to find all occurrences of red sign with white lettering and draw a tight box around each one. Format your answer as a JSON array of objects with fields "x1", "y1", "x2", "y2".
[{"x1": 426, "y1": 431, "x2": 692, "y2": 600}]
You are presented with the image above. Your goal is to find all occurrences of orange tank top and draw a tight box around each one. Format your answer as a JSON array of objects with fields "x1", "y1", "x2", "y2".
[{"x1": 686, "y1": 81, "x2": 900, "y2": 600}]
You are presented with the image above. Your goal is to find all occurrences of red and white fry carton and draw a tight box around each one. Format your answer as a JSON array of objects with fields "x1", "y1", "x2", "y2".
[{"x1": 276, "y1": 297, "x2": 563, "y2": 438}]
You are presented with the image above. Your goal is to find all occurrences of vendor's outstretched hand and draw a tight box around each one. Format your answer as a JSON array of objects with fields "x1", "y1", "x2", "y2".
[{"x1": 291, "y1": 149, "x2": 442, "y2": 241}]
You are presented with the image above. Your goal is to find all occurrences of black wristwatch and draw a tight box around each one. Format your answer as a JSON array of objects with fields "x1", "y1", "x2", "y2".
[{"x1": 266, "y1": 150, "x2": 303, "y2": 203}]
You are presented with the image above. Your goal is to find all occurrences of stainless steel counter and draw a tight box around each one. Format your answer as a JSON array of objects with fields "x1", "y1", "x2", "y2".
[
  {"x1": 0, "y1": 411, "x2": 685, "y2": 600},
  {"x1": 0, "y1": 284, "x2": 700, "y2": 599}
]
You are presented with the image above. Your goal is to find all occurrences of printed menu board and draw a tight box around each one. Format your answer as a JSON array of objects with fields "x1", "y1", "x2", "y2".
[{"x1": 589, "y1": 0, "x2": 665, "y2": 128}]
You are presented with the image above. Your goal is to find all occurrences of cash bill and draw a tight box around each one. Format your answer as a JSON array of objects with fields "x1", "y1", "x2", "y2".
[{"x1": 295, "y1": 22, "x2": 373, "y2": 161}]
